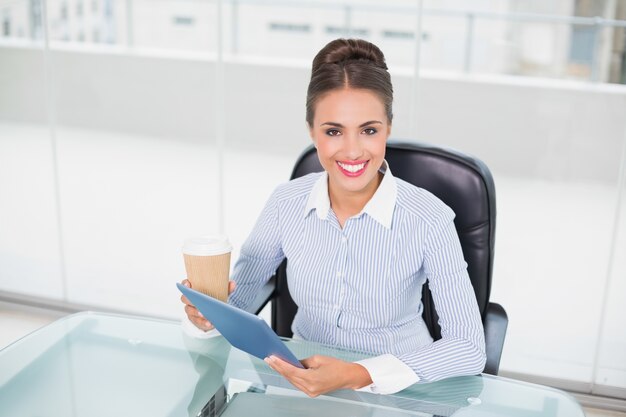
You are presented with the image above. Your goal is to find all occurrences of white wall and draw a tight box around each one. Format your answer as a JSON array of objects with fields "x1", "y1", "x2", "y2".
[{"x1": 3, "y1": 45, "x2": 625, "y2": 178}]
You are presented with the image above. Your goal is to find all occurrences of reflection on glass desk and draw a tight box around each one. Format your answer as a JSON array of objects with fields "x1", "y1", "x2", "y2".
[{"x1": 0, "y1": 312, "x2": 584, "y2": 417}]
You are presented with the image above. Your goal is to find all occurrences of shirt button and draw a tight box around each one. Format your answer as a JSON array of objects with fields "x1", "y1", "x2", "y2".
[{"x1": 342, "y1": 236, "x2": 347, "y2": 243}]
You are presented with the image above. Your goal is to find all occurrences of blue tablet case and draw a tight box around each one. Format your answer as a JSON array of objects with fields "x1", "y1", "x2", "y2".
[{"x1": 177, "y1": 283, "x2": 304, "y2": 368}]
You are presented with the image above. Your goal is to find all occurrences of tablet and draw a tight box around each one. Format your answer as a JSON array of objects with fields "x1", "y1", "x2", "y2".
[{"x1": 177, "y1": 283, "x2": 304, "y2": 368}]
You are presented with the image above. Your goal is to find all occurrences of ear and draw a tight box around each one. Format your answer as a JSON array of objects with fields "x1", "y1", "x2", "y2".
[{"x1": 308, "y1": 123, "x2": 317, "y2": 148}]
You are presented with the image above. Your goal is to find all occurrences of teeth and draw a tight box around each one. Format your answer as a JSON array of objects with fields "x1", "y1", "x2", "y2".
[{"x1": 338, "y1": 161, "x2": 366, "y2": 173}]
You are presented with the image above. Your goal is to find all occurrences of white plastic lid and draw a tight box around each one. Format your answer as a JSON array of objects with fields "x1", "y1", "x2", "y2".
[{"x1": 182, "y1": 235, "x2": 232, "y2": 256}]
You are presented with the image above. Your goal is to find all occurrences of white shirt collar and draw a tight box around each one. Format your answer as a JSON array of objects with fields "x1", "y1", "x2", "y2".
[{"x1": 304, "y1": 160, "x2": 397, "y2": 229}]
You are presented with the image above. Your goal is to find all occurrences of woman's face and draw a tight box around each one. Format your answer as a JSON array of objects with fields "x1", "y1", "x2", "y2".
[{"x1": 309, "y1": 88, "x2": 391, "y2": 202}]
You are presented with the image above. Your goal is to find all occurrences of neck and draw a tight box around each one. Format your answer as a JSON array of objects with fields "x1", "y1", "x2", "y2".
[{"x1": 328, "y1": 172, "x2": 383, "y2": 217}]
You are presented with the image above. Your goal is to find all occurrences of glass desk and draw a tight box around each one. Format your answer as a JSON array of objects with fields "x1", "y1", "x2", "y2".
[{"x1": 0, "y1": 312, "x2": 585, "y2": 417}]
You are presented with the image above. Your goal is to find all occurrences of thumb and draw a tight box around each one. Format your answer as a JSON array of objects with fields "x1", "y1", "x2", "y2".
[{"x1": 300, "y1": 355, "x2": 320, "y2": 369}]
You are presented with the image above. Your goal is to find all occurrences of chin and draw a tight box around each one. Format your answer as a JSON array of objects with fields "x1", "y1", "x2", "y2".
[{"x1": 338, "y1": 174, "x2": 376, "y2": 191}]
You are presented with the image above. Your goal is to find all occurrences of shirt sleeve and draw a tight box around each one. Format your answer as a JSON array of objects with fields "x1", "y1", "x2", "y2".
[
  {"x1": 397, "y1": 207, "x2": 486, "y2": 382},
  {"x1": 354, "y1": 354, "x2": 420, "y2": 394},
  {"x1": 228, "y1": 188, "x2": 286, "y2": 311}
]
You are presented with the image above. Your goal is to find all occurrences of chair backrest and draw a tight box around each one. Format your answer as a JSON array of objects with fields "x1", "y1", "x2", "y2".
[{"x1": 271, "y1": 140, "x2": 497, "y2": 344}]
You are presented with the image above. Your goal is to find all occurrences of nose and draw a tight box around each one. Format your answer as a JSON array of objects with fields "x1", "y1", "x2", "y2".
[{"x1": 344, "y1": 132, "x2": 363, "y2": 160}]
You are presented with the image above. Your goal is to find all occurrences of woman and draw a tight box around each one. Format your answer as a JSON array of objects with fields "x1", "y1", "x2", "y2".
[{"x1": 181, "y1": 38, "x2": 486, "y2": 396}]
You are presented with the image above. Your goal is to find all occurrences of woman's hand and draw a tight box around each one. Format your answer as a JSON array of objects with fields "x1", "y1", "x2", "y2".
[
  {"x1": 264, "y1": 354, "x2": 373, "y2": 397},
  {"x1": 180, "y1": 279, "x2": 236, "y2": 331}
]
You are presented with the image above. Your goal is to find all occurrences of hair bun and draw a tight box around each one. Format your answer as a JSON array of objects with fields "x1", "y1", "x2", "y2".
[
  {"x1": 306, "y1": 38, "x2": 394, "y2": 126},
  {"x1": 312, "y1": 38, "x2": 388, "y2": 73}
]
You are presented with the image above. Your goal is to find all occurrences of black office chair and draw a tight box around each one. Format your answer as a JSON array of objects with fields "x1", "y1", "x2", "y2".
[{"x1": 250, "y1": 140, "x2": 508, "y2": 375}]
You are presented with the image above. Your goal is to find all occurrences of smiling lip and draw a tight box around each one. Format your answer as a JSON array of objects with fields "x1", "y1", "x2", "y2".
[{"x1": 336, "y1": 160, "x2": 369, "y2": 177}]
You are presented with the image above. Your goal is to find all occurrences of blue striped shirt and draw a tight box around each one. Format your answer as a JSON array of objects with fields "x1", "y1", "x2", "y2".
[{"x1": 230, "y1": 163, "x2": 486, "y2": 383}]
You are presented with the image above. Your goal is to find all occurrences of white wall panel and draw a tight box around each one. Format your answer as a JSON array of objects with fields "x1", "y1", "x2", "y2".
[
  {"x1": 56, "y1": 128, "x2": 219, "y2": 318},
  {"x1": 0, "y1": 123, "x2": 64, "y2": 300},
  {"x1": 594, "y1": 149, "x2": 626, "y2": 391}
]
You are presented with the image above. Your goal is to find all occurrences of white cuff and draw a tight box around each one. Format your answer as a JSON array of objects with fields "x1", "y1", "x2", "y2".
[
  {"x1": 181, "y1": 315, "x2": 221, "y2": 339},
  {"x1": 354, "y1": 354, "x2": 419, "y2": 394}
]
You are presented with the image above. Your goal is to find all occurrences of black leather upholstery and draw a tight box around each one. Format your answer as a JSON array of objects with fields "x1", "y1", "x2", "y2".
[{"x1": 263, "y1": 140, "x2": 508, "y2": 375}]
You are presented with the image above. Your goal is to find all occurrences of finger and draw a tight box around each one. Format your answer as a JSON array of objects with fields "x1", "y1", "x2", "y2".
[
  {"x1": 265, "y1": 356, "x2": 292, "y2": 375},
  {"x1": 184, "y1": 304, "x2": 204, "y2": 320},
  {"x1": 300, "y1": 355, "x2": 321, "y2": 369},
  {"x1": 267, "y1": 356, "x2": 307, "y2": 379},
  {"x1": 300, "y1": 358, "x2": 315, "y2": 369},
  {"x1": 182, "y1": 279, "x2": 191, "y2": 288},
  {"x1": 189, "y1": 313, "x2": 213, "y2": 331},
  {"x1": 187, "y1": 311, "x2": 211, "y2": 330},
  {"x1": 180, "y1": 294, "x2": 193, "y2": 306},
  {"x1": 228, "y1": 280, "x2": 236, "y2": 294},
  {"x1": 266, "y1": 358, "x2": 322, "y2": 398},
  {"x1": 196, "y1": 320, "x2": 214, "y2": 332},
  {"x1": 265, "y1": 358, "x2": 309, "y2": 388},
  {"x1": 266, "y1": 355, "x2": 291, "y2": 373}
]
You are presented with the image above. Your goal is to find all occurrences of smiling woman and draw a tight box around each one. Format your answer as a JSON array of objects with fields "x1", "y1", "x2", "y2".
[
  {"x1": 306, "y1": 39, "x2": 393, "y2": 228},
  {"x1": 309, "y1": 88, "x2": 389, "y2": 227},
  {"x1": 181, "y1": 38, "x2": 486, "y2": 397}
]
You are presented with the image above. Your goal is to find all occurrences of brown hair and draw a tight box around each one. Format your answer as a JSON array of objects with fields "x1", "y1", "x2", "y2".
[{"x1": 306, "y1": 38, "x2": 393, "y2": 127}]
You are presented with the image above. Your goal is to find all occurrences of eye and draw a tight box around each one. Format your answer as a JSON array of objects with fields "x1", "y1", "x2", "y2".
[
  {"x1": 363, "y1": 128, "x2": 377, "y2": 135},
  {"x1": 325, "y1": 129, "x2": 341, "y2": 137}
]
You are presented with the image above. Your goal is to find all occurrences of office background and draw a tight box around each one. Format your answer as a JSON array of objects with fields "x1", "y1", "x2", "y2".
[{"x1": 1, "y1": 0, "x2": 625, "y2": 410}]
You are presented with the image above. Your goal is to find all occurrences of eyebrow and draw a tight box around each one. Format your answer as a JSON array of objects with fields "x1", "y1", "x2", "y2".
[{"x1": 320, "y1": 120, "x2": 383, "y2": 128}]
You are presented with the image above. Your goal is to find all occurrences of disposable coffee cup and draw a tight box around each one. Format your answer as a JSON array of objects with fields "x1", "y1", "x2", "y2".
[{"x1": 183, "y1": 235, "x2": 232, "y2": 302}]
